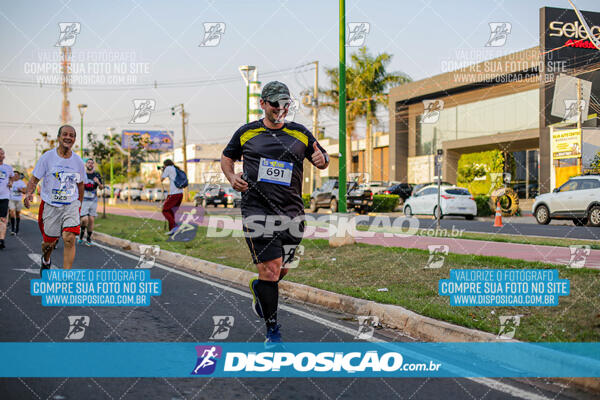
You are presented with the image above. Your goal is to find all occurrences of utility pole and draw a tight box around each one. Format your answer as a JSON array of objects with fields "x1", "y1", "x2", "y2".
[
  {"x1": 338, "y1": 0, "x2": 347, "y2": 213},
  {"x1": 171, "y1": 104, "x2": 189, "y2": 201},
  {"x1": 60, "y1": 47, "x2": 71, "y2": 124}
]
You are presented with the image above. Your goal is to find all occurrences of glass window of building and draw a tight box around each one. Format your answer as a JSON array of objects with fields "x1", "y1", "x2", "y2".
[{"x1": 416, "y1": 89, "x2": 540, "y2": 156}]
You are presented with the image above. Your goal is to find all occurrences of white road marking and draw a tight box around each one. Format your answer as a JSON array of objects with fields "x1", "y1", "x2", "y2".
[
  {"x1": 25, "y1": 253, "x2": 58, "y2": 271},
  {"x1": 13, "y1": 268, "x2": 41, "y2": 274},
  {"x1": 93, "y1": 242, "x2": 551, "y2": 400}
]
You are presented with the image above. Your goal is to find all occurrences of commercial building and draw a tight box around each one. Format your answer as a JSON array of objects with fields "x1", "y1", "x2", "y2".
[{"x1": 388, "y1": 6, "x2": 600, "y2": 196}]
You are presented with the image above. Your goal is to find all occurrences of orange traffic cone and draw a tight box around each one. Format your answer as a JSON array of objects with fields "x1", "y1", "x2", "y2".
[{"x1": 493, "y1": 201, "x2": 503, "y2": 227}]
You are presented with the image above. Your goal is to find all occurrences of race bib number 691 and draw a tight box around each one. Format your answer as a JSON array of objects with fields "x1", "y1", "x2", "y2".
[{"x1": 257, "y1": 158, "x2": 293, "y2": 186}]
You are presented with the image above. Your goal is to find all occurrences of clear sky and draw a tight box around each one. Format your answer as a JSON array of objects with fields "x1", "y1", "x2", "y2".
[{"x1": 1, "y1": 0, "x2": 598, "y2": 167}]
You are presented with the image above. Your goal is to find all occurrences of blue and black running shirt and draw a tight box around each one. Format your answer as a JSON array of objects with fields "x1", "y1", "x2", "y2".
[{"x1": 223, "y1": 119, "x2": 327, "y2": 217}]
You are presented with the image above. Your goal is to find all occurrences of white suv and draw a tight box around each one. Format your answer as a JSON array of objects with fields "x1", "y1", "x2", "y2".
[{"x1": 532, "y1": 175, "x2": 600, "y2": 227}]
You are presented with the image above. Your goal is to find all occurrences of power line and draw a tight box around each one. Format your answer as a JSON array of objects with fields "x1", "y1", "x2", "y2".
[{"x1": 0, "y1": 64, "x2": 316, "y2": 91}]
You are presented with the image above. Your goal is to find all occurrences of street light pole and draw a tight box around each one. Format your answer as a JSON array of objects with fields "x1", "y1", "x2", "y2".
[
  {"x1": 238, "y1": 66, "x2": 256, "y2": 124},
  {"x1": 312, "y1": 60, "x2": 319, "y2": 192},
  {"x1": 77, "y1": 104, "x2": 88, "y2": 158},
  {"x1": 338, "y1": 0, "x2": 347, "y2": 213},
  {"x1": 107, "y1": 127, "x2": 115, "y2": 200}
]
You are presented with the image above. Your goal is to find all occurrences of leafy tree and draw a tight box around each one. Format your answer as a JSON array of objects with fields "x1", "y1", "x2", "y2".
[
  {"x1": 349, "y1": 47, "x2": 411, "y2": 179},
  {"x1": 38, "y1": 131, "x2": 57, "y2": 154},
  {"x1": 83, "y1": 131, "x2": 157, "y2": 182},
  {"x1": 322, "y1": 47, "x2": 411, "y2": 178},
  {"x1": 457, "y1": 164, "x2": 486, "y2": 192},
  {"x1": 321, "y1": 65, "x2": 364, "y2": 176}
]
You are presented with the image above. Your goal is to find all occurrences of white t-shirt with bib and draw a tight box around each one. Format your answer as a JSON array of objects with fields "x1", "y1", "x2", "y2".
[
  {"x1": 33, "y1": 148, "x2": 86, "y2": 206},
  {"x1": 10, "y1": 179, "x2": 26, "y2": 201},
  {"x1": 0, "y1": 163, "x2": 14, "y2": 200}
]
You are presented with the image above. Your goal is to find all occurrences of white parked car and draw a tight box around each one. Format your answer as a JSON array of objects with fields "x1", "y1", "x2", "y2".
[
  {"x1": 140, "y1": 188, "x2": 154, "y2": 201},
  {"x1": 151, "y1": 188, "x2": 168, "y2": 202},
  {"x1": 532, "y1": 174, "x2": 600, "y2": 227},
  {"x1": 120, "y1": 186, "x2": 142, "y2": 201},
  {"x1": 403, "y1": 185, "x2": 477, "y2": 220}
]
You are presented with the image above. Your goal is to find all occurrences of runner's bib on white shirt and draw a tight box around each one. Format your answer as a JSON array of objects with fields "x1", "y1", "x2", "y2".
[
  {"x1": 0, "y1": 164, "x2": 14, "y2": 200},
  {"x1": 257, "y1": 158, "x2": 293, "y2": 186},
  {"x1": 10, "y1": 180, "x2": 26, "y2": 201},
  {"x1": 33, "y1": 148, "x2": 86, "y2": 206}
]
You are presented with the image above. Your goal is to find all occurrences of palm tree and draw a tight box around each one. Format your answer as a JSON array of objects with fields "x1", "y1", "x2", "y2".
[
  {"x1": 349, "y1": 47, "x2": 411, "y2": 180},
  {"x1": 322, "y1": 47, "x2": 410, "y2": 180},
  {"x1": 320, "y1": 66, "x2": 365, "y2": 177}
]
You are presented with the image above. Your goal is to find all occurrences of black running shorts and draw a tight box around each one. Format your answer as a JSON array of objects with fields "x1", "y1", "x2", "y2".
[
  {"x1": 0, "y1": 199, "x2": 8, "y2": 218},
  {"x1": 242, "y1": 215, "x2": 304, "y2": 264}
]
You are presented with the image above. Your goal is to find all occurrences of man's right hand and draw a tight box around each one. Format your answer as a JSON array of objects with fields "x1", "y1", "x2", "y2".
[
  {"x1": 24, "y1": 194, "x2": 33, "y2": 209},
  {"x1": 230, "y1": 172, "x2": 248, "y2": 192}
]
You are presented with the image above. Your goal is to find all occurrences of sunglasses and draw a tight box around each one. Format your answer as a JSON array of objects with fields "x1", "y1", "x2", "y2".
[{"x1": 266, "y1": 99, "x2": 291, "y2": 109}]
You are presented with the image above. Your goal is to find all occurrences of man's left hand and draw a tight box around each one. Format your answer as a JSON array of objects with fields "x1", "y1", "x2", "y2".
[{"x1": 311, "y1": 142, "x2": 327, "y2": 168}]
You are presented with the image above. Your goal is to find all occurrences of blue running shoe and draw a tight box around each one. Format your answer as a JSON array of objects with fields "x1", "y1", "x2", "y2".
[
  {"x1": 264, "y1": 324, "x2": 282, "y2": 348},
  {"x1": 77, "y1": 238, "x2": 83, "y2": 245},
  {"x1": 249, "y1": 277, "x2": 263, "y2": 318}
]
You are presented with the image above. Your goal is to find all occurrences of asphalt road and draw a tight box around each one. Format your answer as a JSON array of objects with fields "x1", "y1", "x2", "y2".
[{"x1": 0, "y1": 218, "x2": 592, "y2": 399}]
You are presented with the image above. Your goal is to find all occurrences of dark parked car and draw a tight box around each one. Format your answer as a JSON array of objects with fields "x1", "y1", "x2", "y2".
[
  {"x1": 383, "y1": 183, "x2": 413, "y2": 202},
  {"x1": 194, "y1": 185, "x2": 241, "y2": 208},
  {"x1": 309, "y1": 179, "x2": 373, "y2": 214}
]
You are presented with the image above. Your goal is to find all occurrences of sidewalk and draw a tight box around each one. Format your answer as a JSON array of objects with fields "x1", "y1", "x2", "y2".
[{"x1": 102, "y1": 206, "x2": 600, "y2": 269}]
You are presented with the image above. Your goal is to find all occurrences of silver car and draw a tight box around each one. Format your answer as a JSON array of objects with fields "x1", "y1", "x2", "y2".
[{"x1": 532, "y1": 175, "x2": 600, "y2": 226}]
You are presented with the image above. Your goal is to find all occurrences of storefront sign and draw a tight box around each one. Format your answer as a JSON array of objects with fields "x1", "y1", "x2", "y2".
[{"x1": 551, "y1": 129, "x2": 581, "y2": 160}]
